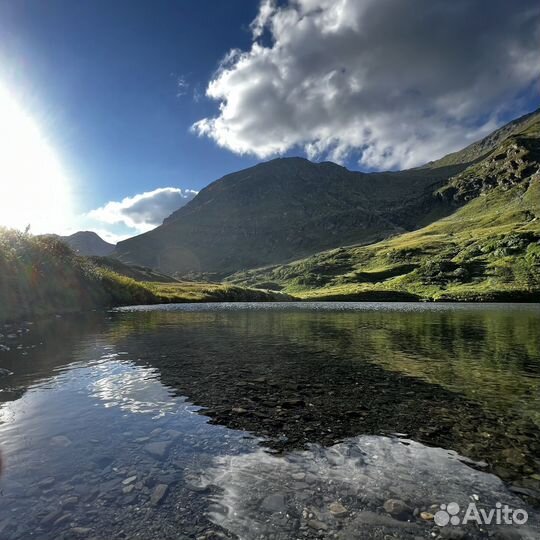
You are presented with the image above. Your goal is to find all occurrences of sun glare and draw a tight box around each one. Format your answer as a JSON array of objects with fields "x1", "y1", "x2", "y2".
[{"x1": 0, "y1": 82, "x2": 74, "y2": 234}]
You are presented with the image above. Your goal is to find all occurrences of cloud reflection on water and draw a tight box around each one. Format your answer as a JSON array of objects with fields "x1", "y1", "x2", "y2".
[
  {"x1": 90, "y1": 353, "x2": 186, "y2": 418},
  {"x1": 201, "y1": 435, "x2": 540, "y2": 539}
]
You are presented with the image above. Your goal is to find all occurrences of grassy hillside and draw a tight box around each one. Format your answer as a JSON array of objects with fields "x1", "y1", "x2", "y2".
[
  {"x1": 229, "y1": 183, "x2": 540, "y2": 301},
  {"x1": 423, "y1": 107, "x2": 540, "y2": 170},
  {"x1": 228, "y1": 125, "x2": 540, "y2": 302},
  {"x1": 0, "y1": 229, "x2": 292, "y2": 323},
  {"x1": 147, "y1": 281, "x2": 294, "y2": 303}
]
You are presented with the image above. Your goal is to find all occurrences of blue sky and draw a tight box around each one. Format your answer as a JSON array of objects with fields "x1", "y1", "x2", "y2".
[
  {"x1": 0, "y1": 1, "x2": 262, "y2": 238},
  {"x1": 0, "y1": 0, "x2": 538, "y2": 241}
]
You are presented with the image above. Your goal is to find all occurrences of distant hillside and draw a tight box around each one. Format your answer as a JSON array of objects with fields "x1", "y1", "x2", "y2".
[
  {"x1": 89, "y1": 256, "x2": 179, "y2": 283},
  {"x1": 61, "y1": 231, "x2": 115, "y2": 256},
  {"x1": 228, "y1": 117, "x2": 540, "y2": 302},
  {"x1": 114, "y1": 108, "x2": 540, "y2": 276}
]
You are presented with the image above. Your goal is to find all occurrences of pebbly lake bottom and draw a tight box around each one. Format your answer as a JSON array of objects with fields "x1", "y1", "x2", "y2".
[{"x1": 0, "y1": 302, "x2": 539, "y2": 539}]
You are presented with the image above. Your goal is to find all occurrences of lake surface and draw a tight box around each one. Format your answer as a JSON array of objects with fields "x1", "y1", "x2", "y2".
[{"x1": 0, "y1": 302, "x2": 539, "y2": 539}]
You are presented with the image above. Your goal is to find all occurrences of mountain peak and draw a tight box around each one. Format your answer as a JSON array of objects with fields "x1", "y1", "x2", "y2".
[{"x1": 62, "y1": 231, "x2": 115, "y2": 257}]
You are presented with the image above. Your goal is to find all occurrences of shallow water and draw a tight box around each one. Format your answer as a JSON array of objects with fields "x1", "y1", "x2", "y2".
[{"x1": 0, "y1": 302, "x2": 539, "y2": 539}]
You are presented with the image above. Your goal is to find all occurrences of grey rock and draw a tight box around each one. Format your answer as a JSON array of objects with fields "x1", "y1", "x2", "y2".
[
  {"x1": 122, "y1": 475, "x2": 137, "y2": 485},
  {"x1": 304, "y1": 473, "x2": 318, "y2": 484},
  {"x1": 327, "y1": 452, "x2": 345, "y2": 466},
  {"x1": 281, "y1": 398, "x2": 304, "y2": 408},
  {"x1": 307, "y1": 519, "x2": 328, "y2": 531},
  {"x1": 41, "y1": 509, "x2": 63, "y2": 526},
  {"x1": 439, "y1": 528, "x2": 468, "y2": 539},
  {"x1": 360, "y1": 511, "x2": 416, "y2": 528},
  {"x1": 509, "y1": 485, "x2": 540, "y2": 499},
  {"x1": 70, "y1": 527, "x2": 92, "y2": 536},
  {"x1": 93, "y1": 455, "x2": 114, "y2": 469},
  {"x1": 61, "y1": 496, "x2": 79, "y2": 509},
  {"x1": 492, "y1": 528, "x2": 529, "y2": 540},
  {"x1": 186, "y1": 482, "x2": 209, "y2": 493},
  {"x1": 150, "y1": 483, "x2": 169, "y2": 506},
  {"x1": 383, "y1": 498, "x2": 412, "y2": 520},
  {"x1": 38, "y1": 477, "x2": 56, "y2": 489},
  {"x1": 53, "y1": 513, "x2": 72, "y2": 527},
  {"x1": 329, "y1": 501, "x2": 348, "y2": 518},
  {"x1": 165, "y1": 429, "x2": 182, "y2": 440}
]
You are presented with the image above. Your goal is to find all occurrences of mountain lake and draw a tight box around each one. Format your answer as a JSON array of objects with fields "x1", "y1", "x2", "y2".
[{"x1": 0, "y1": 302, "x2": 539, "y2": 539}]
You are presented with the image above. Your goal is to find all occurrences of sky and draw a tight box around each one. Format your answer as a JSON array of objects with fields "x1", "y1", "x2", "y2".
[{"x1": 0, "y1": 0, "x2": 539, "y2": 242}]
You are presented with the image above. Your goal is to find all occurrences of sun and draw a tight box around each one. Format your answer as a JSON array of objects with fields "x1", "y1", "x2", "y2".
[{"x1": 0, "y1": 82, "x2": 74, "y2": 235}]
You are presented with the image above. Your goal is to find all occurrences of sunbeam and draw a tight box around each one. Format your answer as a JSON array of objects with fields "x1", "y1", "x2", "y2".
[{"x1": 0, "y1": 82, "x2": 74, "y2": 234}]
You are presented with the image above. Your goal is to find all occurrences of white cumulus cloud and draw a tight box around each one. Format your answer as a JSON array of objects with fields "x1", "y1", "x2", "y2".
[
  {"x1": 88, "y1": 187, "x2": 198, "y2": 233},
  {"x1": 193, "y1": 0, "x2": 540, "y2": 170}
]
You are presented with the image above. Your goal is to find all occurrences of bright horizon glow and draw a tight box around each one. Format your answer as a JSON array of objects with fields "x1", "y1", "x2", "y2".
[{"x1": 0, "y1": 82, "x2": 75, "y2": 235}]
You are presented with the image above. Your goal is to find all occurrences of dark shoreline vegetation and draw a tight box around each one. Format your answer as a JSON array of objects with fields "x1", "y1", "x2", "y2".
[{"x1": 0, "y1": 228, "x2": 292, "y2": 324}]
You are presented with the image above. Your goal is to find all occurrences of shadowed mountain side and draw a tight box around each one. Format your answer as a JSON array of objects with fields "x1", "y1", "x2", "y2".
[
  {"x1": 89, "y1": 256, "x2": 180, "y2": 283},
  {"x1": 41, "y1": 231, "x2": 116, "y2": 257},
  {"x1": 114, "y1": 159, "x2": 459, "y2": 276}
]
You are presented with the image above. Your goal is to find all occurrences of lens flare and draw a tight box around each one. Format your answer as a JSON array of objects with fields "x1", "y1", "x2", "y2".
[{"x1": 0, "y1": 83, "x2": 74, "y2": 234}]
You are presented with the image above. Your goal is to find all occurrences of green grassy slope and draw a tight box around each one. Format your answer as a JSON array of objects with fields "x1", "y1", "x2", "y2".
[
  {"x1": 228, "y1": 123, "x2": 540, "y2": 302},
  {"x1": 0, "y1": 229, "x2": 292, "y2": 323}
]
